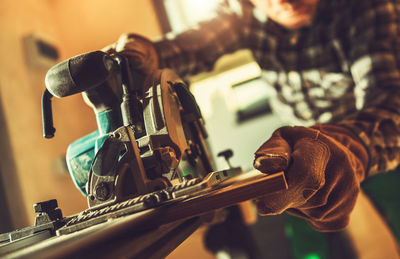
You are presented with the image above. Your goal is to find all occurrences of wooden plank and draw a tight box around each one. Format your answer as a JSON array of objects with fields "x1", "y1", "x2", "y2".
[
  {"x1": 4, "y1": 171, "x2": 286, "y2": 258},
  {"x1": 155, "y1": 171, "x2": 287, "y2": 224}
]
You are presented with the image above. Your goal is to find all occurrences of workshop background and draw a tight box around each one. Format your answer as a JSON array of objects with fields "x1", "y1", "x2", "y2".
[{"x1": 1, "y1": 0, "x2": 399, "y2": 258}]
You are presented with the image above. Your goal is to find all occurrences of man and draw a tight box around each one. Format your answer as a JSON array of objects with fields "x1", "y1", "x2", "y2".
[{"x1": 105, "y1": 0, "x2": 400, "y2": 232}]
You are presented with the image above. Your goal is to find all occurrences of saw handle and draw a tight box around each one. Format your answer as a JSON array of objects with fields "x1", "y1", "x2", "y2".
[
  {"x1": 42, "y1": 51, "x2": 123, "y2": 138},
  {"x1": 45, "y1": 51, "x2": 115, "y2": 98},
  {"x1": 41, "y1": 89, "x2": 55, "y2": 138}
]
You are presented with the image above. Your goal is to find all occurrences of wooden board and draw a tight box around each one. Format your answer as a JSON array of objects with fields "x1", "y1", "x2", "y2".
[{"x1": 4, "y1": 171, "x2": 287, "y2": 258}]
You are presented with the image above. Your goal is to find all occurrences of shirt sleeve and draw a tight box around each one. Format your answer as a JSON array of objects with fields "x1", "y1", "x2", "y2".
[
  {"x1": 338, "y1": 0, "x2": 400, "y2": 176},
  {"x1": 153, "y1": 0, "x2": 254, "y2": 77}
]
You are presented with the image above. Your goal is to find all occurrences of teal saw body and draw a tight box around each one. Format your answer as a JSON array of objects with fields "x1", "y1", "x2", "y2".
[{"x1": 66, "y1": 108, "x2": 122, "y2": 196}]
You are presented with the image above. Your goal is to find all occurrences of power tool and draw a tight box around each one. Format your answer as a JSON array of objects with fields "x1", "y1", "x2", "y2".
[{"x1": 43, "y1": 51, "x2": 217, "y2": 201}]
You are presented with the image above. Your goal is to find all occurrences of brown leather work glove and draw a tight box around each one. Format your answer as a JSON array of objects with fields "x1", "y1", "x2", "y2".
[
  {"x1": 253, "y1": 125, "x2": 369, "y2": 231},
  {"x1": 102, "y1": 33, "x2": 159, "y2": 77}
]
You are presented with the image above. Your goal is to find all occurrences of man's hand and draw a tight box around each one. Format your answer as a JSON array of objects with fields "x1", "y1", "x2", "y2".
[
  {"x1": 102, "y1": 33, "x2": 159, "y2": 76},
  {"x1": 253, "y1": 125, "x2": 369, "y2": 231}
]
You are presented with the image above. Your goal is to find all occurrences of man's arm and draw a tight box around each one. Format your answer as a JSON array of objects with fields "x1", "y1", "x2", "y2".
[
  {"x1": 153, "y1": 0, "x2": 255, "y2": 77},
  {"x1": 338, "y1": 0, "x2": 400, "y2": 176},
  {"x1": 251, "y1": 0, "x2": 400, "y2": 231}
]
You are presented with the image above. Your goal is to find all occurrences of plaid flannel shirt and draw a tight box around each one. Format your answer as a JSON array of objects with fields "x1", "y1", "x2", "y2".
[{"x1": 154, "y1": 0, "x2": 400, "y2": 176}]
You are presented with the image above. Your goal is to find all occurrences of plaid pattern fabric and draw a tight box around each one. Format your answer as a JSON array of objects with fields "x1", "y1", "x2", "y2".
[{"x1": 154, "y1": 0, "x2": 400, "y2": 176}]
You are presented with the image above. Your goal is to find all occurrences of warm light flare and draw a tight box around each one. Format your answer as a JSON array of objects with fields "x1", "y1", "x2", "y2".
[{"x1": 164, "y1": 0, "x2": 223, "y2": 32}]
